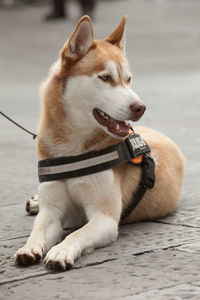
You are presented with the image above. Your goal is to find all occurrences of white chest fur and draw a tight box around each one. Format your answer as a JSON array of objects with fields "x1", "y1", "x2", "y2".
[{"x1": 65, "y1": 169, "x2": 114, "y2": 217}]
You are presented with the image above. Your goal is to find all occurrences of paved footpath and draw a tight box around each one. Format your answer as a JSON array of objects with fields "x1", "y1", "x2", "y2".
[{"x1": 0, "y1": 0, "x2": 200, "y2": 299}]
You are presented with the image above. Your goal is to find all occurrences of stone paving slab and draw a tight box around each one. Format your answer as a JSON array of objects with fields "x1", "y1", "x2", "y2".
[
  {"x1": 157, "y1": 207, "x2": 200, "y2": 228},
  {"x1": 176, "y1": 242, "x2": 200, "y2": 254},
  {"x1": 1, "y1": 222, "x2": 200, "y2": 285},
  {"x1": 1, "y1": 249, "x2": 200, "y2": 300},
  {"x1": 0, "y1": 142, "x2": 38, "y2": 187},
  {"x1": 0, "y1": 181, "x2": 36, "y2": 207},
  {"x1": 127, "y1": 284, "x2": 200, "y2": 300},
  {"x1": 0, "y1": 204, "x2": 34, "y2": 240}
]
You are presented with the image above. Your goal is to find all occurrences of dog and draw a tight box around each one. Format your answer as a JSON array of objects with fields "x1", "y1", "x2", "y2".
[{"x1": 15, "y1": 16, "x2": 185, "y2": 271}]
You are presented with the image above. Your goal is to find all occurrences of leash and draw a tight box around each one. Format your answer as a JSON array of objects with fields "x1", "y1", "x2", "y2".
[{"x1": 0, "y1": 111, "x2": 37, "y2": 140}]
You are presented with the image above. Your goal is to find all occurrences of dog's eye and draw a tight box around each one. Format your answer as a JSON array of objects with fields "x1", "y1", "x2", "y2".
[{"x1": 98, "y1": 75, "x2": 110, "y2": 82}]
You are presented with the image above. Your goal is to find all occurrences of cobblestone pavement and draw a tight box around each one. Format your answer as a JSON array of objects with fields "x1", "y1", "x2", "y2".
[{"x1": 0, "y1": 0, "x2": 200, "y2": 299}]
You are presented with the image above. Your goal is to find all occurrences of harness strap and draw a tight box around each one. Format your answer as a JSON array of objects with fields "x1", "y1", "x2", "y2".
[
  {"x1": 38, "y1": 130, "x2": 151, "y2": 183},
  {"x1": 39, "y1": 140, "x2": 133, "y2": 183},
  {"x1": 120, "y1": 154, "x2": 155, "y2": 222},
  {"x1": 38, "y1": 129, "x2": 155, "y2": 221}
]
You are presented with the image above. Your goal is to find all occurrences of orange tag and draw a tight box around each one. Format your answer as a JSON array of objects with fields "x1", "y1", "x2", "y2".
[
  {"x1": 129, "y1": 128, "x2": 133, "y2": 135},
  {"x1": 131, "y1": 155, "x2": 143, "y2": 164}
]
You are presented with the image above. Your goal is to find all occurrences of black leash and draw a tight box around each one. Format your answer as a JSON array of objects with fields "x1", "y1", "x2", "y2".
[{"x1": 0, "y1": 111, "x2": 37, "y2": 140}]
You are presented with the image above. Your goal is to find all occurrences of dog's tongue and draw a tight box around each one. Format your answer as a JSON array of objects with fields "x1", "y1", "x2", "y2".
[
  {"x1": 108, "y1": 117, "x2": 130, "y2": 137},
  {"x1": 93, "y1": 108, "x2": 130, "y2": 138}
]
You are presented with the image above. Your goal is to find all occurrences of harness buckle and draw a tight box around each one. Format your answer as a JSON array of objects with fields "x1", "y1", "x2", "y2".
[
  {"x1": 141, "y1": 154, "x2": 155, "y2": 189},
  {"x1": 125, "y1": 130, "x2": 151, "y2": 159}
]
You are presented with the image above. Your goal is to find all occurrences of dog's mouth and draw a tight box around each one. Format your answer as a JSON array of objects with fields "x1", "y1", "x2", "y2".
[{"x1": 93, "y1": 108, "x2": 130, "y2": 138}]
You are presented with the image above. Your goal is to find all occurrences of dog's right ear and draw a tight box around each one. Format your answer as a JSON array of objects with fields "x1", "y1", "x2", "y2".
[{"x1": 61, "y1": 16, "x2": 94, "y2": 60}]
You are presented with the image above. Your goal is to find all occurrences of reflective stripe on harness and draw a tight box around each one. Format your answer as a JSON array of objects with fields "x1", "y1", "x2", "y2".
[{"x1": 38, "y1": 129, "x2": 155, "y2": 221}]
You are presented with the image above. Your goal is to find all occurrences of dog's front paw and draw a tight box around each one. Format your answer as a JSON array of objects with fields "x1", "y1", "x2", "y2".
[
  {"x1": 15, "y1": 242, "x2": 46, "y2": 267},
  {"x1": 44, "y1": 244, "x2": 74, "y2": 271},
  {"x1": 26, "y1": 195, "x2": 39, "y2": 215}
]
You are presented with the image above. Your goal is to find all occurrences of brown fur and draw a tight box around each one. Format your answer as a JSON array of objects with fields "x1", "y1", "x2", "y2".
[
  {"x1": 60, "y1": 40, "x2": 128, "y2": 87},
  {"x1": 37, "y1": 74, "x2": 69, "y2": 158},
  {"x1": 105, "y1": 16, "x2": 127, "y2": 49},
  {"x1": 118, "y1": 127, "x2": 185, "y2": 223},
  {"x1": 38, "y1": 42, "x2": 128, "y2": 158}
]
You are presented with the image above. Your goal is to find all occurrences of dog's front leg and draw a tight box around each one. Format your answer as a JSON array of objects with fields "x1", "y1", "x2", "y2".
[
  {"x1": 15, "y1": 181, "x2": 70, "y2": 266},
  {"x1": 44, "y1": 211, "x2": 118, "y2": 271},
  {"x1": 44, "y1": 171, "x2": 122, "y2": 271}
]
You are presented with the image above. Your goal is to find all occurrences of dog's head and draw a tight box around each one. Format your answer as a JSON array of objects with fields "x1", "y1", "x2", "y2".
[{"x1": 50, "y1": 16, "x2": 145, "y2": 139}]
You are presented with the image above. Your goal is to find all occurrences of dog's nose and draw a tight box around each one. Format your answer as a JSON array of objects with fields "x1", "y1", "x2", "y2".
[{"x1": 129, "y1": 102, "x2": 146, "y2": 121}]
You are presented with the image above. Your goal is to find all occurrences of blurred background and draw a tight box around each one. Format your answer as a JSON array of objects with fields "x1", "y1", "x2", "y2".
[{"x1": 0, "y1": 0, "x2": 200, "y2": 211}]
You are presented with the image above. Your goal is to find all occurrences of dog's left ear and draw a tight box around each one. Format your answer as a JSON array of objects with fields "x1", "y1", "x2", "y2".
[
  {"x1": 62, "y1": 15, "x2": 94, "y2": 60},
  {"x1": 105, "y1": 16, "x2": 127, "y2": 53}
]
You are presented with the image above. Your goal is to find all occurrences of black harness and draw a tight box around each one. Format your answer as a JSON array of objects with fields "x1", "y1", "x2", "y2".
[
  {"x1": 38, "y1": 130, "x2": 155, "y2": 222},
  {"x1": 0, "y1": 111, "x2": 155, "y2": 221}
]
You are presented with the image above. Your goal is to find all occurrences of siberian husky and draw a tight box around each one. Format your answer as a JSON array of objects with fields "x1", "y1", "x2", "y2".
[{"x1": 15, "y1": 16, "x2": 185, "y2": 271}]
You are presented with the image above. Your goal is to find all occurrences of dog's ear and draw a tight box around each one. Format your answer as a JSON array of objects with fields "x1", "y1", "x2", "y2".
[
  {"x1": 105, "y1": 16, "x2": 127, "y2": 53},
  {"x1": 62, "y1": 15, "x2": 94, "y2": 60}
]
